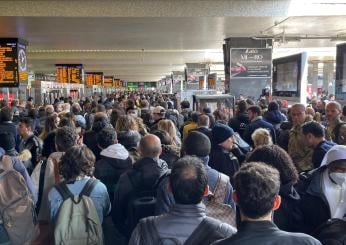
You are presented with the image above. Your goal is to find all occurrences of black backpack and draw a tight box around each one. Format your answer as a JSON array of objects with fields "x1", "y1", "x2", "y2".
[
  {"x1": 139, "y1": 216, "x2": 227, "y2": 245},
  {"x1": 312, "y1": 218, "x2": 346, "y2": 245},
  {"x1": 126, "y1": 171, "x2": 170, "y2": 234}
]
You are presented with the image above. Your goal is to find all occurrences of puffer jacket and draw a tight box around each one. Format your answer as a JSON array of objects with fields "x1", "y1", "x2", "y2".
[
  {"x1": 95, "y1": 144, "x2": 132, "y2": 201},
  {"x1": 129, "y1": 203, "x2": 236, "y2": 245},
  {"x1": 112, "y1": 157, "x2": 169, "y2": 237}
]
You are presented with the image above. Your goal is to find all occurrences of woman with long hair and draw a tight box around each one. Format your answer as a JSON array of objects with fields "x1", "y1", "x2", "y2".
[
  {"x1": 39, "y1": 113, "x2": 59, "y2": 140},
  {"x1": 157, "y1": 119, "x2": 181, "y2": 148}
]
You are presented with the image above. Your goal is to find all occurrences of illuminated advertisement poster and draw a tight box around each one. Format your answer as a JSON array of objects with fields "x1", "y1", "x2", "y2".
[
  {"x1": 0, "y1": 38, "x2": 28, "y2": 87},
  {"x1": 230, "y1": 48, "x2": 271, "y2": 78},
  {"x1": 208, "y1": 73, "x2": 217, "y2": 89},
  {"x1": 185, "y1": 68, "x2": 208, "y2": 90},
  {"x1": 56, "y1": 64, "x2": 84, "y2": 84}
]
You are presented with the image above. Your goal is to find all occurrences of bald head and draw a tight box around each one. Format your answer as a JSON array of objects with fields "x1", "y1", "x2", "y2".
[{"x1": 139, "y1": 134, "x2": 162, "y2": 158}]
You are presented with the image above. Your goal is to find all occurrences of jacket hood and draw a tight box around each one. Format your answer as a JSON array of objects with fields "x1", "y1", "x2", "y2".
[
  {"x1": 100, "y1": 144, "x2": 129, "y2": 160},
  {"x1": 133, "y1": 157, "x2": 169, "y2": 188},
  {"x1": 265, "y1": 111, "x2": 286, "y2": 124}
]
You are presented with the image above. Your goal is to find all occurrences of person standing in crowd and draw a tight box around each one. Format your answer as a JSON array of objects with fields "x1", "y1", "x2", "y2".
[
  {"x1": 112, "y1": 134, "x2": 169, "y2": 238},
  {"x1": 193, "y1": 114, "x2": 213, "y2": 141},
  {"x1": 95, "y1": 128, "x2": 132, "y2": 201},
  {"x1": 180, "y1": 100, "x2": 192, "y2": 122},
  {"x1": 18, "y1": 117, "x2": 42, "y2": 173},
  {"x1": 288, "y1": 104, "x2": 313, "y2": 172},
  {"x1": 157, "y1": 119, "x2": 182, "y2": 148},
  {"x1": 182, "y1": 111, "x2": 200, "y2": 140},
  {"x1": 0, "y1": 107, "x2": 20, "y2": 149},
  {"x1": 150, "y1": 106, "x2": 166, "y2": 131},
  {"x1": 209, "y1": 123, "x2": 243, "y2": 182},
  {"x1": 130, "y1": 156, "x2": 236, "y2": 245},
  {"x1": 251, "y1": 128, "x2": 273, "y2": 149},
  {"x1": 264, "y1": 101, "x2": 287, "y2": 129},
  {"x1": 156, "y1": 131, "x2": 235, "y2": 215},
  {"x1": 299, "y1": 145, "x2": 346, "y2": 234},
  {"x1": 213, "y1": 163, "x2": 321, "y2": 245},
  {"x1": 229, "y1": 100, "x2": 250, "y2": 138},
  {"x1": 243, "y1": 105, "x2": 276, "y2": 147},
  {"x1": 151, "y1": 130, "x2": 180, "y2": 168},
  {"x1": 246, "y1": 145, "x2": 302, "y2": 232},
  {"x1": 48, "y1": 145, "x2": 110, "y2": 223},
  {"x1": 325, "y1": 101, "x2": 346, "y2": 145},
  {"x1": 302, "y1": 121, "x2": 336, "y2": 169}
]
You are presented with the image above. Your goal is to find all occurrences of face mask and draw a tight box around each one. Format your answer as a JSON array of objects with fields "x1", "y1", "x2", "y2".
[{"x1": 329, "y1": 172, "x2": 346, "y2": 186}]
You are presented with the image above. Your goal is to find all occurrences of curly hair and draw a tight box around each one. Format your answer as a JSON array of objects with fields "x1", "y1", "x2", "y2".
[
  {"x1": 115, "y1": 115, "x2": 139, "y2": 132},
  {"x1": 55, "y1": 126, "x2": 77, "y2": 152},
  {"x1": 246, "y1": 145, "x2": 299, "y2": 184},
  {"x1": 59, "y1": 145, "x2": 95, "y2": 180}
]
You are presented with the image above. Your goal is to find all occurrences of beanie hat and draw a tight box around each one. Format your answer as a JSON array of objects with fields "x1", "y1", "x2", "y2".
[{"x1": 212, "y1": 123, "x2": 234, "y2": 145}]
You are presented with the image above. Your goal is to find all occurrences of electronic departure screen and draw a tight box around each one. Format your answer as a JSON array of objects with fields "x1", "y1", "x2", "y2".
[
  {"x1": 104, "y1": 76, "x2": 114, "y2": 87},
  {"x1": 56, "y1": 64, "x2": 83, "y2": 84},
  {"x1": 85, "y1": 72, "x2": 104, "y2": 87},
  {"x1": 0, "y1": 38, "x2": 28, "y2": 87}
]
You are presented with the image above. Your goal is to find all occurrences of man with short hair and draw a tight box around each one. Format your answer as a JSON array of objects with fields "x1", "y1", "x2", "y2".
[
  {"x1": 214, "y1": 162, "x2": 321, "y2": 245},
  {"x1": 130, "y1": 156, "x2": 236, "y2": 245},
  {"x1": 95, "y1": 127, "x2": 132, "y2": 201},
  {"x1": 18, "y1": 117, "x2": 42, "y2": 173},
  {"x1": 229, "y1": 100, "x2": 250, "y2": 138},
  {"x1": 299, "y1": 145, "x2": 346, "y2": 234},
  {"x1": 243, "y1": 105, "x2": 276, "y2": 147},
  {"x1": 182, "y1": 111, "x2": 200, "y2": 140},
  {"x1": 325, "y1": 101, "x2": 346, "y2": 145},
  {"x1": 192, "y1": 114, "x2": 212, "y2": 141},
  {"x1": 150, "y1": 106, "x2": 166, "y2": 130},
  {"x1": 288, "y1": 104, "x2": 313, "y2": 172},
  {"x1": 112, "y1": 134, "x2": 169, "y2": 238},
  {"x1": 302, "y1": 121, "x2": 336, "y2": 169}
]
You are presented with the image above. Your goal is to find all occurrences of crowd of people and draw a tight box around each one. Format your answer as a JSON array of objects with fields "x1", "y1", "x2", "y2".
[{"x1": 0, "y1": 91, "x2": 345, "y2": 245}]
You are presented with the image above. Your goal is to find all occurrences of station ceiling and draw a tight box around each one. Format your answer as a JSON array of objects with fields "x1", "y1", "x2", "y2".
[{"x1": 0, "y1": 0, "x2": 345, "y2": 81}]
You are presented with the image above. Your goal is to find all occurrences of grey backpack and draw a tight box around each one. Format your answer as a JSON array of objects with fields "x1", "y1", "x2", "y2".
[
  {"x1": 0, "y1": 169, "x2": 38, "y2": 245},
  {"x1": 54, "y1": 179, "x2": 103, "y2": 245}
]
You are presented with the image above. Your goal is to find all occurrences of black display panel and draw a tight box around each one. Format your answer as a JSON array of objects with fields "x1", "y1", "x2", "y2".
[
  {"x1": 336, "y1": 43, "x2": 346, "y2": 98},
  {"x1": 272, "y1": 53, "x2": 302, "y2": 97},
  {"x1": 0, "y1": 38, "x2": 28, "y2": 87}
]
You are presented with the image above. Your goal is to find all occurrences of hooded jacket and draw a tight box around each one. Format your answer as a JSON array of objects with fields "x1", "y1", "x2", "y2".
[
  {"x1": 112, "y1": 157, "x2": 169, "y2": 237},
  {"x1": 95, "y1": 144, "x2": 132, "y2": 201},
  {"x1": 264, "y1": 110, "x2": 287, "y2": 126},
  {"x1": 229, "y1": 112, "x2": 250, "y2": 138}
]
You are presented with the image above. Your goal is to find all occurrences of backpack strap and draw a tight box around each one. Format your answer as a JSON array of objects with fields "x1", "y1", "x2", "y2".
[
  {"x1": 185, "y1": 217, "x2": 221, "y2": 245},
  {"x1": 35, "y1": 159, "x2": 47, "y2": 214},
  {"x1": 52, "y1": 158, "x2": 61, "y2": 184},
  {"x1": 140, "y1": 216, "x2": 160, "y2": 244},
  {"x1": 55, "y1": 182, "x2": 74, "y2": 201},
  {"x1": 80, "y1": 179, "x2": 99, "y2": 197}
]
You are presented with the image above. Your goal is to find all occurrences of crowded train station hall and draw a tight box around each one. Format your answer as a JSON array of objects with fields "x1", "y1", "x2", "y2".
[{"x1": 0, "y1": 0, "x2": 346, "y2": 244}]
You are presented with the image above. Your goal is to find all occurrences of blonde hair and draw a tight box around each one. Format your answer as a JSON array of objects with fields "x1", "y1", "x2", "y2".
[
  {"x1": 157, "y1": 119, "x2": 181, "y2": 147},
  {"x1": 115, "y1": 115, "x2": 139, "y2": 132},
  {"x1": 251, "y1": 128, "x2": 273, "y2": 148}
]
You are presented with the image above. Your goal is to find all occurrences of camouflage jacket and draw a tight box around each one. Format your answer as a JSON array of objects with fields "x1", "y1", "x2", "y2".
[{"x1": 325, "y1": 119, "x2": 346, "y2": 145}]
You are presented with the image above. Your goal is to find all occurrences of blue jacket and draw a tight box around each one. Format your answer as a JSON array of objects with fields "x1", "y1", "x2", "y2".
[
  {"x1": 243, "y1": 117, "x2": 276, "y2": 147},
  {"x1": 264, "y1": 110, "x2": 287, "y2": 126},
  {"x1": 312, "y1": 140, "x2": 336, "y2": 169}
]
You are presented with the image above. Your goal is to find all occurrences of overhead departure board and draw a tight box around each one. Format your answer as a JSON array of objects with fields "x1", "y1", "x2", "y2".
[
  {"x1": 114, "y1": 79, "x2": 120, "y2": 88},
  {"x1": 104, "y1": 76, "x2": 114, "y2": 87},
  {"x1": 85, "y1": 72, "x2": 104, "y2": 87},
  {"x1": 0, "y1": 38, "x2": 28, "y2": 87},
  {"x1": 56, "y1": 64, "x2": 83, "y2": 84}
]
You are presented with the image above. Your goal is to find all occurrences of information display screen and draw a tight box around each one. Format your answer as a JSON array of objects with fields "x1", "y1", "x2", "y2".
[
  {"x1": 275, "y1": 62, "x2": 298, "y2": 91},
  {"x1": 56, "y1": 64, "x2": 83, "y2": 84},
  {"x1": 0, "y1": 39, "x2": 28, "y2": 87},
  {"x1": 104, "y1": 76, "x2": 114, "y2": 87},
  {"x1": 85, "y1": 72, "x2": 104, "y2": 87},
  {"x1": 114, "y1": 79, "x2": 120, "y2": 88}
]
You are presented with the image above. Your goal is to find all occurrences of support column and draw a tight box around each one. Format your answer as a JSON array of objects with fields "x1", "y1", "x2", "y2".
[
  {"x1": 323, "y1": 61, "x2": 335, "y2": 95},
  {"x1": 310, "y1": 61, "x2": 319, "y2": 95}
]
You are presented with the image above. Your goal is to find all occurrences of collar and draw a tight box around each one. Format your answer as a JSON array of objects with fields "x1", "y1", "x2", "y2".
[
  {"x1": 252, "y1": 116, "x2": 263, "y2": 122},
  {"x1": 169, "y1": 203, "x2": 206, "y2": 218},
  {"x1": 315, "y1": 139, "x2": 326, "y2": 149},
  {"x1": 239, "y1": 220, "x2": 278, "y2": 231}
]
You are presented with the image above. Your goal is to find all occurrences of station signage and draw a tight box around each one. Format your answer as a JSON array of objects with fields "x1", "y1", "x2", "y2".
[
  {"x1": 0, "y1": 38, "x2": 28, "y2": 87},
  {"x1": 104, "y1": 76, "x2": 114, "y2": 87},
  {"x1": 56, "y1": 64, "x2": 84, "y2": 84},
  {"x1": 230, "y1": 48, "x2": 272, "y2": 78},
  {"x1": 85, "y1": 72, "x2": 104, "y2": 87}
]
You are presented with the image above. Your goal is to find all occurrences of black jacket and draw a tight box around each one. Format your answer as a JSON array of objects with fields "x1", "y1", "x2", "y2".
[
  {"x1": 112, "y1": 157, "x2": 169, "y2": 237},
  {"x1": 209, "y1": 146, "x2": 241, "y2": 183},
  {"x1": 84, "y1": 130, "x2": 101, "y2": 160},
  {"x1": 243, "y1": 117, "x2": 277, "y2": 147},
  {"x1": 229, "y1": 112, "x2": 250, "y2": 138},
  {"x1": 214, "y1": 221, "x2": 321, "y2": 245},
  {"x1": 297, "y1": 167, "x2": 331, "y2": 234},
  {"x1": 312, "y1": 141, "x2": 336, "y2": 169},
  {"x1": 0, "y1": 122, "x2": 20, "y2": 149},
  {"x1": 274, "y1": 182, "x2": 304, "y2": 232},
  {"x1": 160, "y1": 144, "x2": 179, "y2": 169},
  {"x1": 192, "y1": 127, "x2": 213, "y2": 142},
  {"x1": 95, "y1": 144, "x2": 133, "y2": 201},
  {"x1": 19, "y1": 134, "x2": 42, "y2": 173}
]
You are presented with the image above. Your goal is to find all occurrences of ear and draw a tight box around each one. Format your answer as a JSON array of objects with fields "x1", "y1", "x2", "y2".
[
  {"x1": 203, "y1": 185, "x2": 209, "y2": 197},
  {"x1": 232, "y1": 191, "x2": 238, "y2": 205},
  {"x1": 272, "y1": 195, "x2": 281, "y2": 211}
]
